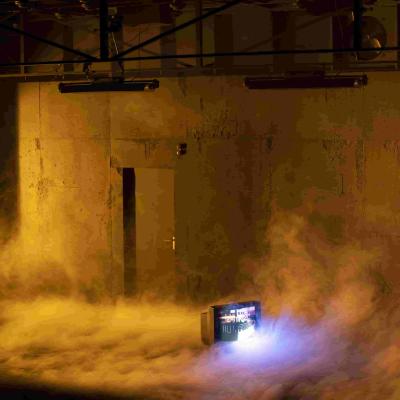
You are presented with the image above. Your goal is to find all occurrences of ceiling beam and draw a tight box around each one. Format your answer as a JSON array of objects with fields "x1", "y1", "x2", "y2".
[
  {"x1": 1, "y1": 45, "x2": 399, "y2": 67},
  {"x1": 0, "y1": 62, "x2": 399, "y2": 81}
]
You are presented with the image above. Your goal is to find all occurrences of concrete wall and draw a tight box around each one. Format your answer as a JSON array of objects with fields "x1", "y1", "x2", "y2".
[{"x1": 16, "y1": 73, "x2": 400, "y2": 303}]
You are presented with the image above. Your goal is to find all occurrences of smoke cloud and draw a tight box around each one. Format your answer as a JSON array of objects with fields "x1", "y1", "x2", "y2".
[{"x1": 0, "y1": 211, "x2": 399, "y2": 399}]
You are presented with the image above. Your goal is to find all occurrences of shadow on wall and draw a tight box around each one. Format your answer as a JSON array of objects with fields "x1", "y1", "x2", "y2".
[{"x1": 0, "y1": 82, "x2": 18, "y2": 244}]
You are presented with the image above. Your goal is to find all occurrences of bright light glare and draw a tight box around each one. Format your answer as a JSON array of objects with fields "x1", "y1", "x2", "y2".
[
  {"x1": 231, "y1": 328, "x2": 277, "y2": 355},
  {"x1": 193, "y1": 312, "x2": 342, "y2": 397},
  {"x1": 220, "y1": 314, "x2": 330, "y2": 369},
  {"x1": 237, "y1": 324, "x2": 256, "y2": 342}
]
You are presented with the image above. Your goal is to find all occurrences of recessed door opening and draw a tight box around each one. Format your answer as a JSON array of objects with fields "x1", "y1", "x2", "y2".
[
  {"x1": 123, "y1": 168, "x2": 136, "y2": 296},
  {"x1": 123, "y1": 167, "x2": 175, "y2": 298}
]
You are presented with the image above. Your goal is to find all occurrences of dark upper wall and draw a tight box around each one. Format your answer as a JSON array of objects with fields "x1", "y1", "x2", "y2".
[{"x1": 0, "y1": 83, "x2": 18, "y2": 244}]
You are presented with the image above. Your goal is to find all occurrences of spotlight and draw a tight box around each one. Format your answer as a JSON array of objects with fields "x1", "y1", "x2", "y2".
[
  {"x1": 244, "y1": 75, "x2": 368, "y2": 90},
  {"x1": 201, "y1": 301, "x2": 262, "y2": 345},
  {"x1": 58, "y1": 79, "x2": 159, "y2": 93}
]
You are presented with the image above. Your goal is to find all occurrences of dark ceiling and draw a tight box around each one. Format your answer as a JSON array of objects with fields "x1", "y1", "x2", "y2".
[
  {"x1": 0, "y1": 0, "x2": 377, "y2": 20},
  {"x1": 0, "y1": 0, "x2": 396, "y2": 80}
]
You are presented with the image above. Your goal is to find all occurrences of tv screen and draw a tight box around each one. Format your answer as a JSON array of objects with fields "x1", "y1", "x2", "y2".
[{"x1": 201, "y1": 301, "x2": 261, "y2": 344}]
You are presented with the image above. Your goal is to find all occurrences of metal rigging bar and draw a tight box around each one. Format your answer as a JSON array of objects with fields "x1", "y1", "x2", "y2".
[
  {"x1": 111, "y1": 0, "x2": 242, "y2": 60},
  {"x1": 353, "y1": 0, "x2": 364, "y2": 51},
  {"x1": 0, "y1": 22, "x2": 98, "y2": 61},
  {"x1": 1, "y1": 46, "x2": 400, "y2": 68},
  {"x1": 195, "y1": 0, "x2": 204, "y2": 67},
  {"x1": 99, "y1": 0, "x2": 109, "y2": 60}
]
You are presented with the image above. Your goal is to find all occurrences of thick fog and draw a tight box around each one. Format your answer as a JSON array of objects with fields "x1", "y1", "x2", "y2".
[{"x1": 0, "y1": 212, "x2": 398, "y2": 399}]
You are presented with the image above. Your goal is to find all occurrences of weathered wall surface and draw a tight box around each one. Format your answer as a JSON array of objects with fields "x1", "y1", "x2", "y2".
[
  {"x1": 16, "y1": 73, "x2": 400, "y2": 302},
  {"x1": 18, "y1": 84, "x2": 112, "y2": 300}
]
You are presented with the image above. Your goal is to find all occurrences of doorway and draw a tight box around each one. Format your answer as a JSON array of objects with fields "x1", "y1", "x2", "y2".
[{"x1": 123, "y1": 167, "x2": 175, "y2": 298}]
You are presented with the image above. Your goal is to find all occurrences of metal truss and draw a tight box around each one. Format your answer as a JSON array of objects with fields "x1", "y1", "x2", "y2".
[
  {"x1": 0, "y1": 0, "x2": 398, "y2": 80},
  {"x1": 0, "y1": 46, "x2": 399, "y2": 67},
  {"x1": 1, "y1": 61, "x2": 399, "y2": 82},
  {"x1": 0, "y1": 0, "x2": 241, "y2": 64}
]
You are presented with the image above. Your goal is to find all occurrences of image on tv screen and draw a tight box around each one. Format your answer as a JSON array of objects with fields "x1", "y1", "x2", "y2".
[{"x1": 215, "y1": 302, "x2": 260, "y2": 341}]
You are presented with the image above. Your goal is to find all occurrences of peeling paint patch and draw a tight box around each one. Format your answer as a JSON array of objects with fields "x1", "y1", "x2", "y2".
[
  {"x1": 383, "y1": 140, "x2": 400, "y2": 165},
  {"x1": 37, "y1": 178, "x2": 52, "y2": 201},
  {"x1": 321, "y1": 138, "x2": 349, "y2": 165},
  {"x1": 188, "y1": 108, "x2": 243, "y2": 140}
]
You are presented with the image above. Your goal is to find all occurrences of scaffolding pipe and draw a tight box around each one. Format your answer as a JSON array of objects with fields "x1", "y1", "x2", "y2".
[
  {"x1": 99, "y1": 0, "x2": 109, "y2": 60},
  {"x1": 1, "y1": 45, "x2": 400, "y2": 67},
  {"x1": 353, "y1": 0, "x2": 364, "y2": 50}
]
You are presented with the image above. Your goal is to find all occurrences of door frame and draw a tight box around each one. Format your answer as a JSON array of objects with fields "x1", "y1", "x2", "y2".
[{"x1": 110, "y1": 139, "x2": 178, "y2": 299}]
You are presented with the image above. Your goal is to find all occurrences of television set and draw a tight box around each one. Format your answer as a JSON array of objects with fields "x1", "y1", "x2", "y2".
[{"x1": 201, "y1": 301, "x2": 261, "y2": 345}]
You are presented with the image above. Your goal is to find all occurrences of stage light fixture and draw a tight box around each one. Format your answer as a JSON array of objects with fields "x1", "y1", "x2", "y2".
[
  {"x1": 58, "y1": 79, "x2": 159, "y2": 93},
  {"x1": 244, "y1": 75, "x2": 368, "y2": 90}
]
